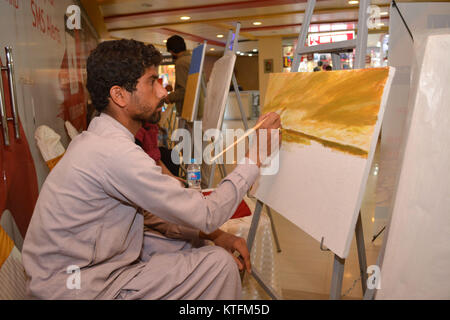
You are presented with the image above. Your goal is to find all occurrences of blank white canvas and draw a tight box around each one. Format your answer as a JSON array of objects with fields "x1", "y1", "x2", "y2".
[
  {"x1": 252, "y1": 68, "x2": 395, "y2": 259},
  {"x1": 375, "y1": 2, "x2": 450, "y2": 238},
  {"x1": 202, "y1": 51, "x2": 236, "y2": 131},
  {"x1": 376, "y1": 34, "x2": 450, "y2": 299}
]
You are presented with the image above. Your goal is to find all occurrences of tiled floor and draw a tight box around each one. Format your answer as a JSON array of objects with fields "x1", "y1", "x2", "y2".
[{"x1": 216, "y1": 119, "x2": 386, "y2": 300}]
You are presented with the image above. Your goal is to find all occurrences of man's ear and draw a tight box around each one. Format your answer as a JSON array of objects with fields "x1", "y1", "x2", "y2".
[{"x1": 109, "y1": 86, "x2": 130, "y2": 108}]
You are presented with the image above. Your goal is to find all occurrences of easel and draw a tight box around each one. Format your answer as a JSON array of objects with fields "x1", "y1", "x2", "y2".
[
  {"x1": 172, "y1": 41, "x2": 208, "y2": 176},
  {"x1": 245, "y1": 0, "x2": 372, "y2": 300},
  {"x1": 206, "y1": 24, "x2": 246, "y2": 188},
  {"x1": 204, "y1": 24, "x2": 282, "y2": 255}
]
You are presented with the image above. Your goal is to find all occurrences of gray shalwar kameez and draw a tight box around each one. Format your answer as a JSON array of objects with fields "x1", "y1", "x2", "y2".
[{"x1": 22, "y1": 113, "x2": 259, "y2": 300}]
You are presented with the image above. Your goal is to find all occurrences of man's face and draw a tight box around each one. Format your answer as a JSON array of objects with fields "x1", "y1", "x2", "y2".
[
  {"x1": 148, "y1": 102, "x2": 163, "y2": 124},
  {"x1": 128, "y1": 66, "x2": 167, "y2": 123}
]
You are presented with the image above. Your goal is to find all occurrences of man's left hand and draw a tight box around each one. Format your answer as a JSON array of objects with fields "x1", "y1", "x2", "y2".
[
  {"x1": 176, "y1": 177, "x2": 187, "y2": 188},
  {"x1": 200, "y1": 229, "x2": 251, "y2": 273}
]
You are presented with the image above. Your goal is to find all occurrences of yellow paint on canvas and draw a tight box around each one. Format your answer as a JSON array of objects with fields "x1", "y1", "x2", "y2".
[
  {"x1": 263, "y1": 68, "x2": 389, "y2": 156},
  {"x1": 181, "y1": 73, "x2": 200, "y2": 121},
  {"x1": 282, "y1": 129, "x2": 369, "y2": 158}
]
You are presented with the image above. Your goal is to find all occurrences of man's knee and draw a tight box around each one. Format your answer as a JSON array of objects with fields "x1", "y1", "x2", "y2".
[{"x1": 207, "y1": 246, "x2": 239, "y2": 275}]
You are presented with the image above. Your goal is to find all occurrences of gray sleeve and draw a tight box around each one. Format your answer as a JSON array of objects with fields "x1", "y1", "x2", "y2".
[
  {"x1": 102, "y1": 144, "x2": 259, "y2": 234},
  {"x1": 143, "y1": 211, "x2": 200, "y2": 241}
]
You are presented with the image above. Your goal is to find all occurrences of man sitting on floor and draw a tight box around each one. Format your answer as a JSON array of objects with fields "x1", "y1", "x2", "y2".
[{"x1": 22, "y1": 39, "x2": 281, "y2": 300}]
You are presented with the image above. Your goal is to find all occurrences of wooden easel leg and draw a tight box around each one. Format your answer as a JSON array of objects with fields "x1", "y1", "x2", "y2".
[
  {"x1": 232, "y1": 73, "x2": 249, "y2": 131},
  {"x1": 208, "y1": 163, "x2": 216, "y2": 189},
  {"x1": 330, "y1": 254, "x2": 345, "y2": 300},
  {"x1": 220, "y1": 163, "x2": 227, "y2": 177},
  {"x1": 207, "y1": 163, "x2": 228, "y2": 188},
  {"x1": 218, "y1": 164, "x2": 224, "y2": 179},
  {"x1": 167, "y1": 108, "x2": 174, "y2": 137}
]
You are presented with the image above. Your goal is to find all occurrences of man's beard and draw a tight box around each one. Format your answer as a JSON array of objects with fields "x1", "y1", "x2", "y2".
[
  {"x1": 148, "y1": 100, "x2": 164, "y2": 124},
  {"x1": 148, "y1": 110, "x2": 161, "y2": 124}
]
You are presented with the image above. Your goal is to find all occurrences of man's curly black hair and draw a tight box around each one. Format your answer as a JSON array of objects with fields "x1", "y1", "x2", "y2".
[{"x1": 86, "y1": 39, "x2": 162, "y2": 112}]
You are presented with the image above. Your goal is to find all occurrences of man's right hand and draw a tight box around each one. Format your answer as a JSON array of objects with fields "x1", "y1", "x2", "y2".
[{"x1": 246, "y1": 112, "x2": 282, "y2": 167}]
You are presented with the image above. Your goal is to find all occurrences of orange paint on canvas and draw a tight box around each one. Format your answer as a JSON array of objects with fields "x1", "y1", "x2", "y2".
[{"x1": 181, "y1": 72, "x2": 200, "y2": 121}]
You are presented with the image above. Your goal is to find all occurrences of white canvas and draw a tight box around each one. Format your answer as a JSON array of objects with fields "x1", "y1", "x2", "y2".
[
  {"x1": 376, "y1": 34, "x2": 450, "y2": 299},
  {"x1": 375, "y1": 2, "x2": 450, "y2": 237},
  {"x1": 252, "y1": 68, "x2": 395, "y2": 259},
  {"x1": 202, "y1": 51, "x2": 236, "y2": 131}
]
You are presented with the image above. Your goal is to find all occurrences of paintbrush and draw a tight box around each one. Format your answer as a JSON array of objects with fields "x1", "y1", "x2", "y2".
[{"x1": 210, "y1": 108, "x2": 286, "y2": 163}]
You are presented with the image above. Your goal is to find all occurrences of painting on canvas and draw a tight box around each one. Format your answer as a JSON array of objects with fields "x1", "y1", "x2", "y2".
[
  {"x1": 181, "y1": 44, "x2": 206, "y2": 122},
  {"x1": 202, "y1": 51, "x2": 236, "y2": 132},
  {"x1": 252, "y1": 67, "x2": 394, "y2": 258}
]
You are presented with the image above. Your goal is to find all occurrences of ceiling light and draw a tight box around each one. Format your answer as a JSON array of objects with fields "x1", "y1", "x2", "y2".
[
  {"x1": 252, "y1": 49, "x2": 258, "y2": 52},
  {"x1": 236, "y1": 51, "x2": 241, "y2": 54},
  {"x1": 216, "y1": 34, "x2": 224, "y2": 38},
  {"x1": 180, "y1": 16, "x2": 191, "y2": 20},
  {"x1": 248, "y1": 54, "x2": 253, "y2": 57},
  {"x1": 210, "y1": 48, "x2": 215, "y2": 51},
  {"x1": 252, "y1": 21, "x2": 262, "y2": 26},
  {"x1": 163, "y1": 40, "x2": 167, "y2": 43},
  {"x1": 348, "y1": 0, "x2": 359, "y2": 4}
]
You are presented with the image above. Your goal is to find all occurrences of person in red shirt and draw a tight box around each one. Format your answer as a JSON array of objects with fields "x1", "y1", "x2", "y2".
[
  {"x1": 135, "y1": 121, "x2": 161, "y2": 163},
  {"x1": 135, "y1": 105, "x2": 185, "y2": 185}
]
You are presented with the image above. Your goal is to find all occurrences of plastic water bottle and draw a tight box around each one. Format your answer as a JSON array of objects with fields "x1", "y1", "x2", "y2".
[{"x1": 187, "y1": 159, "x2": 201, "y2": 191}]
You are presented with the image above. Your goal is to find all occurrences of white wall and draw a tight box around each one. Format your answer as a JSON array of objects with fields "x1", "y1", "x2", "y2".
[
  {"x1": 376, "y1": 33, "x2": 450, "y2": 299},
  {"x1": 258, "y1": 37, "x2": 283, "y2": 107},
  {"x1": 375, "y1": 1, "x2": 450, "y2": 243},
  {"x1": 0, "y1": 0, "x2": 98, "y2": 188},
  {"x1": 374, "y1": 2, "x2": 450, "y2": 299}
]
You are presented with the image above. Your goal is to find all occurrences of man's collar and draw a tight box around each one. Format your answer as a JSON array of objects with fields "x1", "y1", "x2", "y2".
[{"x1": 98, "y1": 113, "x2": 135, "y2": 141}]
